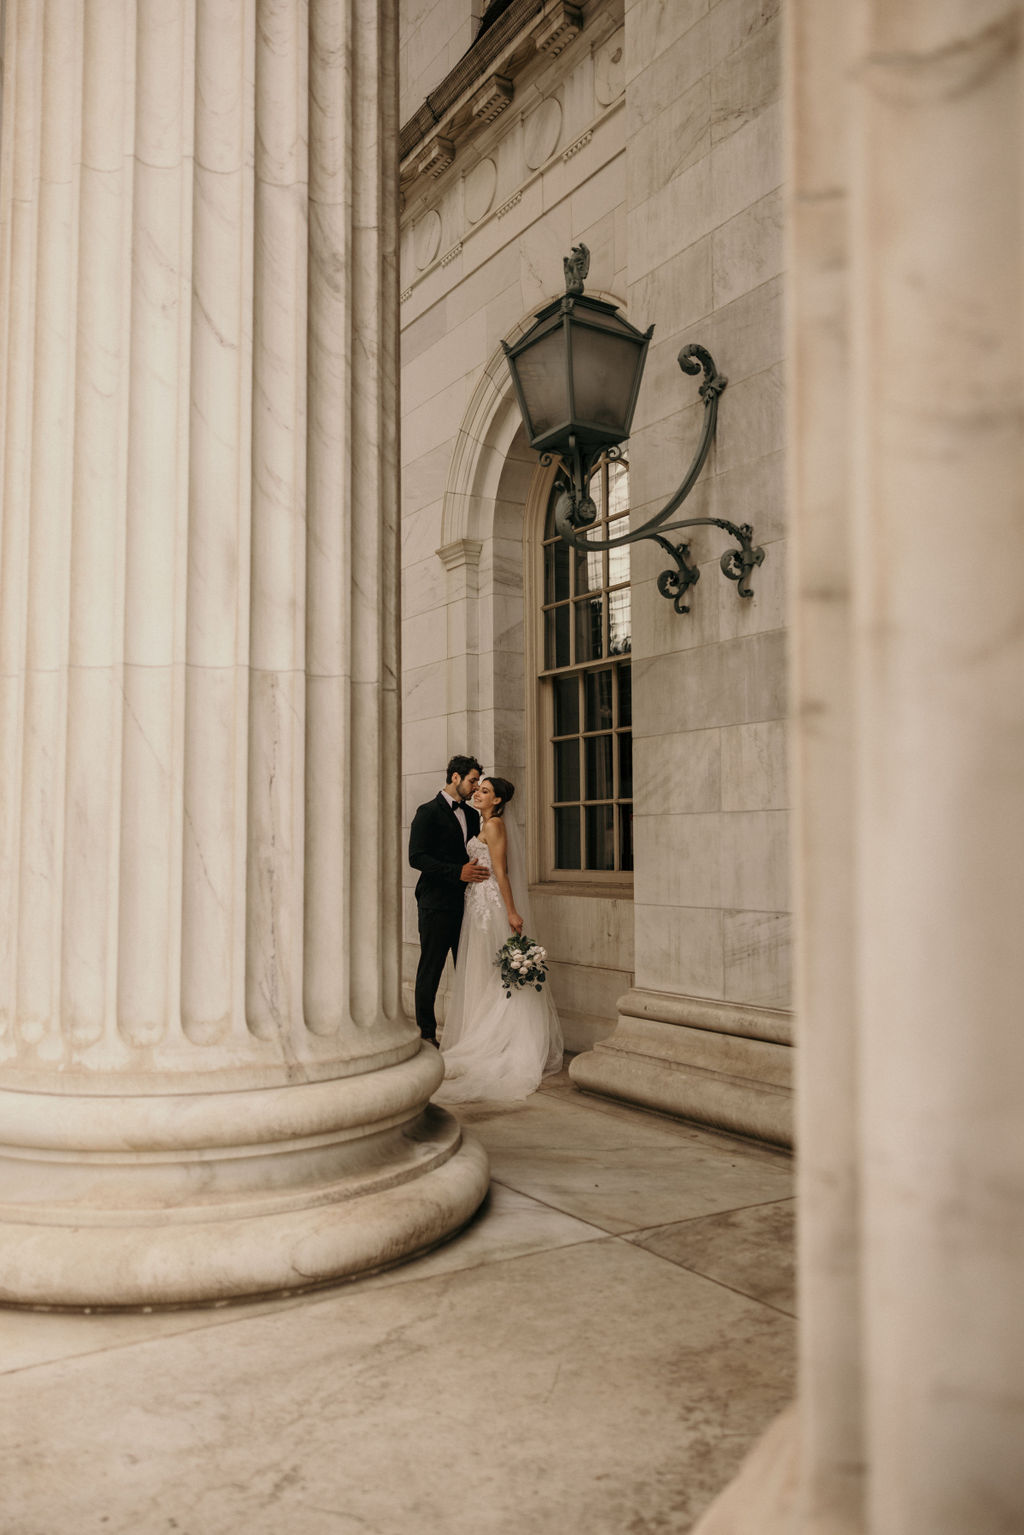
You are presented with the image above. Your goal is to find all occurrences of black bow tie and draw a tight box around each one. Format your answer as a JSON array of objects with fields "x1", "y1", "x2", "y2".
[{"x1": 449, "y1": 799, "x2": 464, "y2": 813}]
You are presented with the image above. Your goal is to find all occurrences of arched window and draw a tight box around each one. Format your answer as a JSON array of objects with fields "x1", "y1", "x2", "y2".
[{"x1": 536, "y1": 454, "x2": 633, "y2": 880}]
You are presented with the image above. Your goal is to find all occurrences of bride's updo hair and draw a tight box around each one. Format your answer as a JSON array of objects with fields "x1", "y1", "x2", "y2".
[{"x1": 484, "y1": 775, "x2": 515, "y2": 817}]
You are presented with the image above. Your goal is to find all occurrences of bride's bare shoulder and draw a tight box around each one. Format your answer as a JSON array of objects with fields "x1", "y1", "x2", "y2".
[{"x1": 479, "y1": 816, "x2": 506, "y2": 847}]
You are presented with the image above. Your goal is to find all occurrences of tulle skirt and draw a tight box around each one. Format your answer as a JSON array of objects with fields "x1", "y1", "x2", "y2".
[{"x1": 434, "y1": 891, "x2": 563, "y2": 1104}]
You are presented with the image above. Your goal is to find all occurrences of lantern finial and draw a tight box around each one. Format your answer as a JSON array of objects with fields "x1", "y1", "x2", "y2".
[{"x1": 562, "y1": 243, "x2": 590, "y2": 297}]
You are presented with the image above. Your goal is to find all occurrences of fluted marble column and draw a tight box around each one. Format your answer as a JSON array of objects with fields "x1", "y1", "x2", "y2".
[
  {"x1": 0, "y1": 0, "x2": 487, "y2": 1308},
  {"x1": 692, "y1": 1, "x2": 1024, "y2": 1531}
]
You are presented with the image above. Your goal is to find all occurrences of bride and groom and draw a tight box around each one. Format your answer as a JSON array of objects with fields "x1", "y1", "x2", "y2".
[{"x1": 408, "y1": 754, "x2": 563, "y2": 1102}]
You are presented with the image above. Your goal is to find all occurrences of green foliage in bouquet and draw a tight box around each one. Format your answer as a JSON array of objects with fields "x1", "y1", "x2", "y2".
[{"x1": 495, "y1": 934, "x2": 549, "y2": 999}]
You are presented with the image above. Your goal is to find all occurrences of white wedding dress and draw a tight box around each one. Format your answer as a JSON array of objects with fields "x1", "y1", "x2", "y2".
[{"x1": 434, "y1": 833, "x2": 563, "y2": 1103}]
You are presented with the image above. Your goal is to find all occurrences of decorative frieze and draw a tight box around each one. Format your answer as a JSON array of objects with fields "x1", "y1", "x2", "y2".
[
  {"x1": 533, "y1": 4, "x2": 583, "y2": 56},
  {"x1": 471, "y1": 74, "x2": 514, "y2": 125},
  {"x1": 562, "y1": 129, "x2": 593, "y2": 160},
  {"x1": 440, "y1": 242, "x2": 464, "y2": 268},
  {"x1": 496, "y1": 189, "x2": 525, "y2": 218}
]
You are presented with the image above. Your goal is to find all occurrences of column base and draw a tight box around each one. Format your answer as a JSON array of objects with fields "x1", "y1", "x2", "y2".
[
  {"x1": 569, "y1": 990, "x2": 794, "y2": 1148},
  {"x1": 0, "y1": 1045, "x2": 490, "y2": 1309}
]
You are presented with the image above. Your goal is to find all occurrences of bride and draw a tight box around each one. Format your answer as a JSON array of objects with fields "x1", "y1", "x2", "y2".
[{"x1": 434, "y1": 775, "x2": 563, "y2": 1103}]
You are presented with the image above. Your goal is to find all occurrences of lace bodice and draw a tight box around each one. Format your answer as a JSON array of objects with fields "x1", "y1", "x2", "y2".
[
  {"x1": 467, "y1": 833, "x2": 490, "y2": 867},
  {"x1": 465, "y1": 834, "x2": 504, "y2": 915}
]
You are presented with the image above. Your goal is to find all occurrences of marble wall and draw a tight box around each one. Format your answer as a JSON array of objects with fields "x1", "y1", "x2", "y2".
[
  {"x1": 569, "y1": 0, "x2": 792, "y2": 1137},
  {"x1": 625, "y1": 0, "x2": 788, "y2": 1012}
]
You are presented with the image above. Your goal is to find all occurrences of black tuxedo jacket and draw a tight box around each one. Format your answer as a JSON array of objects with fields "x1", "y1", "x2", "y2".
[{"x1": 409, "y1": 793, "x2": 481, "y2": 913}]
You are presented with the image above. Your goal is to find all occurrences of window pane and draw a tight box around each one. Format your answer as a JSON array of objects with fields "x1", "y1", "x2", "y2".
[
  {"x1": 585, "y1": 804, "x2": 615, "y2": 870},
  {"x1": 608, "y1": 588, "x2": 631, "y2": 655},
  {"x1": 589, "y1": 464, "x2": 606, "y2": 521},
  {"x1": 608, "y1": 539, "x2": 630, "y2": 589},
  {"x1": 544, "y1": 539, "x2": 570, "y2": 604},
  {"x1": 617, "y1": 664, "x2": 632, "y2": 727},
  {"x1": 555, "y1": 807, "x2": 581, "y2": 870},
  {"x1": 607, "y1": 459, "x2": 629, "y2": 518},
  {"x1": 585, "y1": 734, "x2": 613, "y2": 800},
  {"x1": 573, "y1": 544, "x2": 604, "y2": 597},
  {"x1": 574, "y1": 596, "x2": 604, "y2": 662},
  {"x1": 552, "y1": 674, "x2": 579, "y2": 736},
  {"x1": 554, "y1": 739, "x2": 580, "y2": 802},
  {"x1": 585, "y1": 668, "x2": 613, "y2": 731},
  {"x1": 619, "y1": 805, "x2": 634, "y2": 872},
  {"x1": 618, "y1": 732, "x2": 633, "y2": 799},
  {"x1": 546, "y1": 603, "x2": 570, "y2": 669}
]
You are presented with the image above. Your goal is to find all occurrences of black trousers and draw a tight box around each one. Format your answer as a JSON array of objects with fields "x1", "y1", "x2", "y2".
[{"x1": 414, "y1": 905, "x2": 464, "y2": 1040}]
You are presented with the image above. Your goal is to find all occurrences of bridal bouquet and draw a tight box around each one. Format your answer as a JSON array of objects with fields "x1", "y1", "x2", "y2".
[{"x1": 496, "y1": 934, "x2": 549, "y2": 999}]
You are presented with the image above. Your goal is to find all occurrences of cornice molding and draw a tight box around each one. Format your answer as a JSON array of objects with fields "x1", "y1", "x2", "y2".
[{"x1": 399, "y1": 1, "x2": 591, "y2": 190}]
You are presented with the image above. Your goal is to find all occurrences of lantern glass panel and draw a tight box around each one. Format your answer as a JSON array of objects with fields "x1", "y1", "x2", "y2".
[
  {"x1": 512, "y1": 326, "x2": 567, "y2": 442},
  {"x1": 570, "y1": 330, "x2": 644, "y2": 437}
]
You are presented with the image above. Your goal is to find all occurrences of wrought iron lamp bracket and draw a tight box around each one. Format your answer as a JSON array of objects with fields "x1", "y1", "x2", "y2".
[{"x1": 545, "y1": 344, "x2": 765, "y2": 614}]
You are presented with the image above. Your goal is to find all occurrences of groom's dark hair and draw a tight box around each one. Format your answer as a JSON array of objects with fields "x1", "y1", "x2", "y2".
[{"x1": 446, "y1": 754, "x2": 482, "y2": 782}]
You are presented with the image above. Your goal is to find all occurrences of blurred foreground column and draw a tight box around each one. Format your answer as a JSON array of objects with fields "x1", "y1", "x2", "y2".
[
  {"x1": 0, "y1": 0, "x2": 487, "y2": 1308},
  {"x1": 694, "y1": 0, "x2": 1024, "y2": 1530}
]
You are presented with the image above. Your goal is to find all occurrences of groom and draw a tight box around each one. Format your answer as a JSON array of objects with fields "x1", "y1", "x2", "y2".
[{"x1": 408, "y1": 754, "x2": 489, "y2": 1044}]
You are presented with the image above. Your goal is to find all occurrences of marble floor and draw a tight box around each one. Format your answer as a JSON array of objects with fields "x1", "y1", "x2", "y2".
[{"x1": 1, "y1": 1071, "x2": 796, "y2": 1535}]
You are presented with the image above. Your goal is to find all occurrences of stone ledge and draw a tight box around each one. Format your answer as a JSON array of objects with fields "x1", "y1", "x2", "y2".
[
  {"x1": 617, "y1": 987, "x2": 793, "y2": 1045},
  {"x1": 569, "y1": 997, "x2": 795, "y2": 1147}
]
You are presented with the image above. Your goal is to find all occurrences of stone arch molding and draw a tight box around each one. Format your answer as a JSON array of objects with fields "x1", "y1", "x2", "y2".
[
  {"x1": 439, "y1": 334, "x2": 528, "y2": 557},
  {"x1": 434, "y1": 333, "x2": 531, "y2": 777}
]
